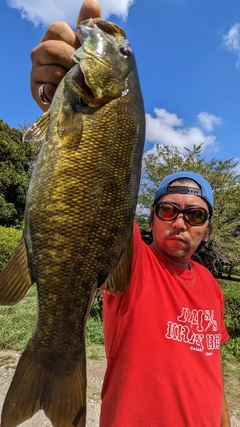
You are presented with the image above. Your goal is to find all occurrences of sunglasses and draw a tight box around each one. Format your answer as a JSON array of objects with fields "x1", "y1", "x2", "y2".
[{"x1": 154, "y1": 202, "x2": 210, "y2": 226}]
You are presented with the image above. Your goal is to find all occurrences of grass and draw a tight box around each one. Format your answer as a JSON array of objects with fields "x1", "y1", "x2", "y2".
[
  {"x1": 0, "y1": 280, "x2": 239, "y2": 414},
  {"x1": 221, "y1": 273, "x2": 240, "y2": 281},
  {"x1": 0, "y1": 285, "x2": 37, "y2": 351},
  {"x1": 0, "y1": 280, "x2": 238, "y2": 358},
  {"x1": 221, "y1": 349, "x2": 240, "y2": 415},
  {"x1": 86, "y1": 345, "x2": 105, "y2": 360},
  {"x1": 0, "y1": 284, "x2": 103, "y2": 351}
]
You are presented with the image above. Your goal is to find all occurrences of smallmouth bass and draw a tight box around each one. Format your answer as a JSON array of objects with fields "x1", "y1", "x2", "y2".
[{"x1": 0, "y1": 18, "x2": 145, "y2": 427}]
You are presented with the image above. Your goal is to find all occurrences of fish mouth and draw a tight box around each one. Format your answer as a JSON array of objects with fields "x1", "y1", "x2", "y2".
[{"x1": 72, "y1": 65, "x2": 94, "y2": 103}]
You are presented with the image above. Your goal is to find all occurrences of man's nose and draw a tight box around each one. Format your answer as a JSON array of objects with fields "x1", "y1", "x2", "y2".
[{"x1": 171, "y1": 213, "x2": 187, "y2": 230}]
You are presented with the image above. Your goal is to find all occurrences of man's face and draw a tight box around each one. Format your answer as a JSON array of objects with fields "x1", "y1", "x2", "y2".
[{"x1": 150, "y1": 182, "x2": 211, "y2": 267}]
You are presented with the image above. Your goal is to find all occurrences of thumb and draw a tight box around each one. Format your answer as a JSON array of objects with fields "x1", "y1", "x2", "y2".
[{"x1": 76, "y1": 0, "x2": 102, "y2": 27}]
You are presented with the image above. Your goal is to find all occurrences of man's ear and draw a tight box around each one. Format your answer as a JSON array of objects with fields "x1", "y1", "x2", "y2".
[
  {"x1": 202, "y1": 217, "x2": 213, "y2": 242},
  {"x1": 149, "y1": 207, "x2": 154, "y2": 230}
]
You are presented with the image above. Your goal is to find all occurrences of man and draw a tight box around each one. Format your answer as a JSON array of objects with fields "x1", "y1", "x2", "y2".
[
  {"x1": 30, "y1": 1, "x2": 230, "y2": 425},
  {"x1": 101, "y1": 171, "x2": 230, "y2": 427}
]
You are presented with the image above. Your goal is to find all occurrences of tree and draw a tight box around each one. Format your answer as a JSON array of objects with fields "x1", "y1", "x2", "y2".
[
  {"x1": 136, "y1": 144, "x2": 240, "y2": 277},
  {"x1": 0, "y1": 120, "x2": 34, "y2": 227}
]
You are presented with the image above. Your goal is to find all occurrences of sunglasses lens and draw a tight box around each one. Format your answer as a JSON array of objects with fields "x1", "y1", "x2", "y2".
[
  {"x1": 184, "y1": 208, "x2": 207, "y2": 225},
  {"x1": 155, "y1": 204, "x2": 178, "y2": 221}
]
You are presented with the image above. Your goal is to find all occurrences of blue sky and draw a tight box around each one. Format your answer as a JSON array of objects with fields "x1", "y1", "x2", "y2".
[{"x1": 1, "y1": 0, "x2": 240, "y2": 168}]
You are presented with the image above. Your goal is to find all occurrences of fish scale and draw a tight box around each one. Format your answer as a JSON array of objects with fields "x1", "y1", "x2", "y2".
[{"x1": 0, "y1": 18, "x2": 145, "y2": 427}]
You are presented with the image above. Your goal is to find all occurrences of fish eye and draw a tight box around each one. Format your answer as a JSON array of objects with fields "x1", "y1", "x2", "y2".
[{"x1": 119, "y1": 47, "x2": 132, "y2": 57}]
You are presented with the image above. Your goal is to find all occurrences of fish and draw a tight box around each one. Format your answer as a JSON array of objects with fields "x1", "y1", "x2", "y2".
[{"x1": 0, "y1": 18, "x2": 145, "y2": 427}]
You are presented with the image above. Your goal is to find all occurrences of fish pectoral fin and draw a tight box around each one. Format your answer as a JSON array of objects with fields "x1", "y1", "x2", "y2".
[
  {"x1": 1, "y1": 347, "x2": 87, "y2": 427},
  {"x1": 58, "y1": 109, "x2": 83, "y2": 148},
  {"x1": 23, "y1": 111, "x2": 50, "y2": 142},
  {"x1": 105, "y1": 234, "x2": 133, "y2": 294},
  {"x1": 0, "y1": 238, "x2": 33, "y2": 305}
]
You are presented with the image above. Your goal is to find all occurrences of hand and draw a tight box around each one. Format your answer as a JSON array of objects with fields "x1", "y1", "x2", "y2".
[{"x1": 31, "y1": 0, "x2": 101, "y2": 111}]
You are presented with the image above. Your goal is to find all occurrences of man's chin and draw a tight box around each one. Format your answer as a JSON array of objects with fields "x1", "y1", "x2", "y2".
[{"x1": 163, "y1": 247, "x2": 191, "y2": 261}]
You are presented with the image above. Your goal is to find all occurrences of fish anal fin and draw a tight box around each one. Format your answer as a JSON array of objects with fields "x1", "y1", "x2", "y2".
[
  {"x1": 105, "y1": 234, "x2": 133, "y2": 294},
  {"x1": 1, "y1": 347, "x2": 87, "y2": 427},
  {"x1": 0, "y1": 238, "x2": 33, "y2": 305}
]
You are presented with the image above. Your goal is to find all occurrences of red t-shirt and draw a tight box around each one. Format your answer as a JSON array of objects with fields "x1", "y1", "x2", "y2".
[{"x1": 100, "y1": 224, "x2": 229, "y2": 427}]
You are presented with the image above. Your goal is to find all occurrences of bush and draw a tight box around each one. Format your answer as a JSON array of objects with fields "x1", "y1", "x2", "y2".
[
  {"x1": 222, "y1": 337, "x2": 240, "y2": 361},
  {"x1": 86, "y1": 317, "x2": 104, "y2": 346},
  {"x1": 0, "y1": 225, "x2": 22, "y2": 270},
  {"x1": 221, "y1": 283, "x2": 240, "y2": 338},
  {"x1": 220, "y1": 283, "x2": 240, "y2": 361},
  {"x1": 89, "y1": 291, "x2": 103, "y2": 320}
]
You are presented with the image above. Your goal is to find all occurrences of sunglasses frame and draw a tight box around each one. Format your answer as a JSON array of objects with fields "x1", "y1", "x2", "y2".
[{"x1": 154, "y1": 202, "x2": 210, "y2": 226}]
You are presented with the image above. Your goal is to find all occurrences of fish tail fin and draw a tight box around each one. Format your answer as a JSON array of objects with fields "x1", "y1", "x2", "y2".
[
  {"x1": 0, "y1": 238, "x2": 33, "y2": 305},
  {"x1": 1, "y1": 346, "x2": 87, "y2": 427},
  {"x1": 1, "y1": 349, "x2": 42, "y2": 427}
]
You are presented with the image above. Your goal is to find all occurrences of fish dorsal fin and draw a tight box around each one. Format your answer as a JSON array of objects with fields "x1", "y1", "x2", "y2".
[
  {"x1": 105, "y1": 234, "x2": 133, "y2": 294},
  {"x1": 23, "y1": 111, "x2": 50, "y2": 142},
  {"x1": 0, "y1": 238, "x2": 33, "y2": 305}
]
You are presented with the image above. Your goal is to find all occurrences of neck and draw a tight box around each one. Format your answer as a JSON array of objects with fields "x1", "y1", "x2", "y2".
[{"x1": 151, "y1": 243, "x2": 191, "y2": 270}]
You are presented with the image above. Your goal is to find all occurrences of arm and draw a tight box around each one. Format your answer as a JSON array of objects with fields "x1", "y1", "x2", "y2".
[
  {"x1": 221, "y1": 393, "x2": 230, "y2": 427},
  {"x1": 30, "y1": 0, "x2": 101, "y2": 111},
  {"x1": 221, "y1": 362, "x2": 231, "y2": 427}
]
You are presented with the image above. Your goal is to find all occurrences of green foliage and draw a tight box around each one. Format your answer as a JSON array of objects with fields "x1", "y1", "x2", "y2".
[
  {"x1": 221, "y1": 284, "x2": 240, "y2": 338},
  {"x1": 138, "y1": 143, "x2": 240, "y2": 276},
  {"x1": 0, "y1": 285, "x2": 103, "y2": 350},
  {"x1": 86, "y1": 291, "x2": 104, "y2": 345},
  {"x1": 0, "y1": 225, "x2": 22, "y2": 270},
  {"x1": 139, "y1": 227, "x2": 152, "y2": 245},
  {"x1": 220, "y1": 283, "x2": 240, "y2": 362},
  {"x1": 89, "y1": 290, "x2": 103, "y2": 320},
  {"x1": 0, "y1": 285, "x2": 37, "y2": 351},
  {"x1": 222, "y1": 337, "x2": 240, "y2": 361},
  {"x1": 86, "y1": 317, "x2": 104, "y2": 346},
  {"x1": 0, "y1": 119, "x2": 36, "y2": 227},
  {"x1": 135, "y1": 214, "x2": 153, "y2": 244}
]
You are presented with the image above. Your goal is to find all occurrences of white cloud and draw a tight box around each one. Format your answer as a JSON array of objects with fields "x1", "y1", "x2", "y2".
[
  {"x1": 146, "y1": 108, "x2": 222, "y2": 153},
  {"x1": 222, "y1": 23, "x2": 240, "y2": 69},
  {"x1": 223, "y1": 23, "x2": 240, "y2": 51},
  {"x1": 7, "y1": 0, "x2": 134, "y2": 27},
  {"x1": 152, "y1": 108, "x2": 183, "y2": 128},
  {"x1": 197, "y1": 112, "x2": 223, "y2": 132}
]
